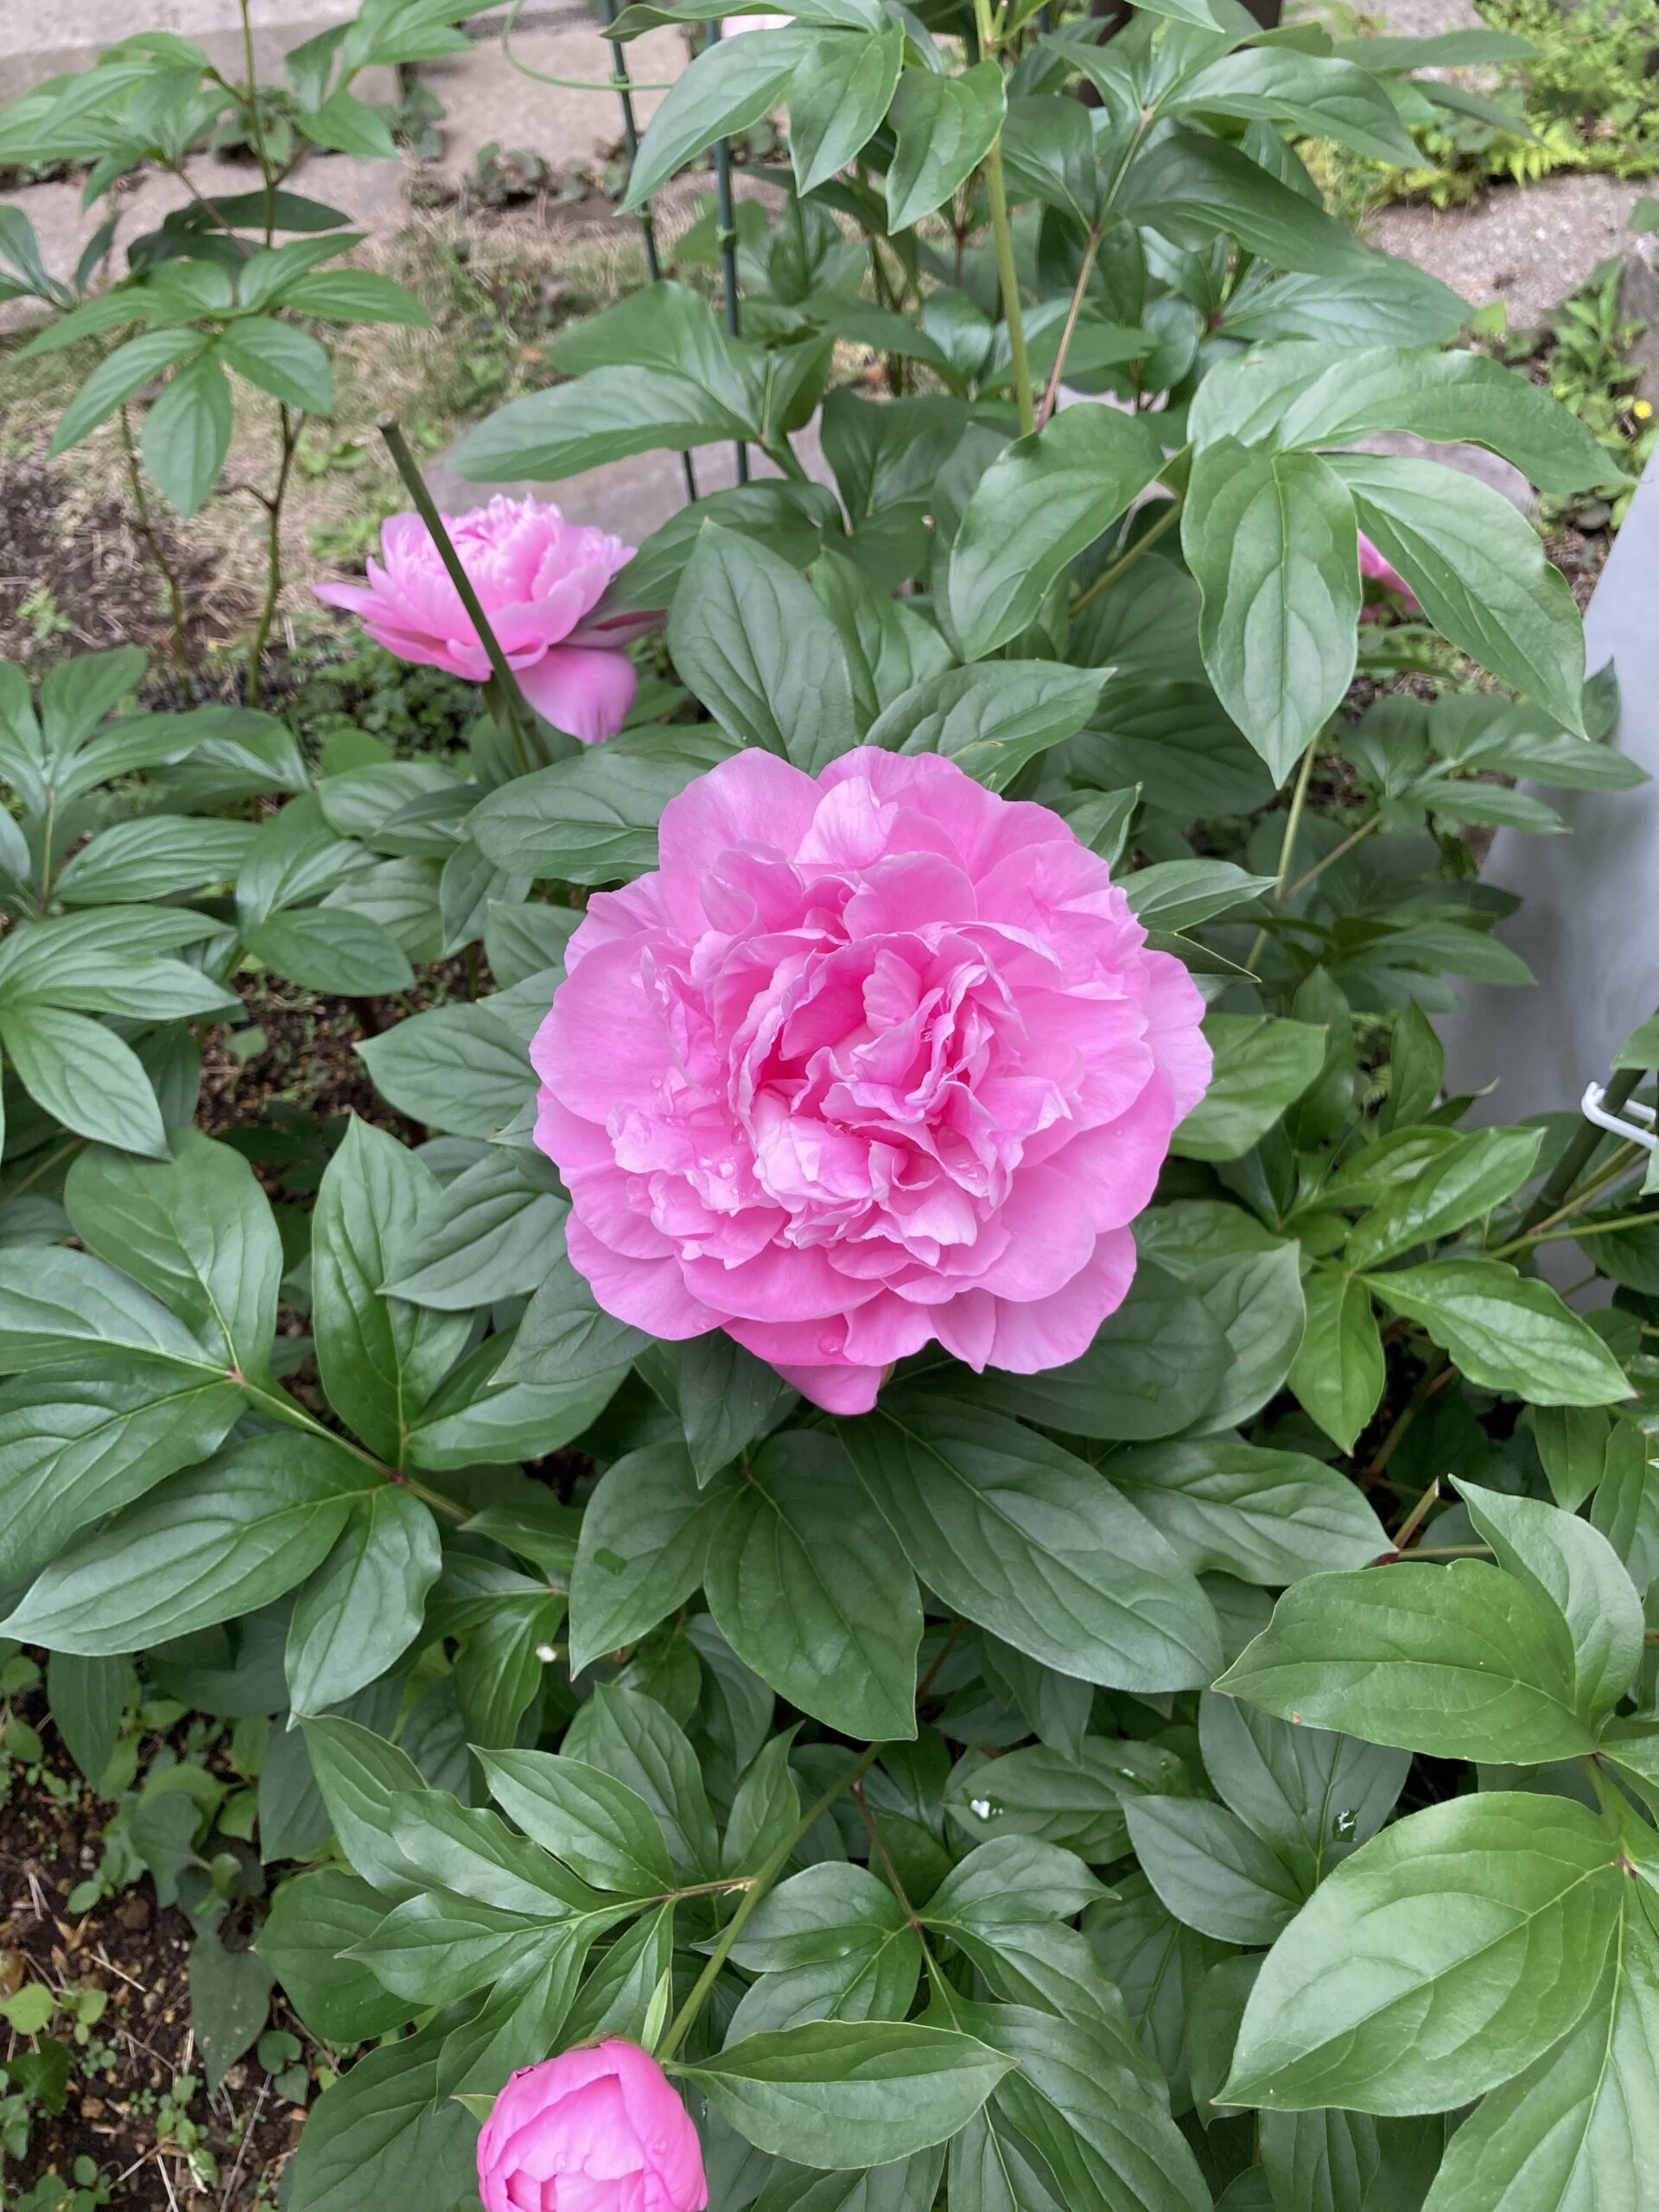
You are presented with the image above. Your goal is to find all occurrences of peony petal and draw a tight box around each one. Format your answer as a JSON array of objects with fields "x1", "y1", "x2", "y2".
[
  {"x1": 565, "y1": 1213, "x2": 721, "y2": 1339},
  {"x1": 655, "y1": 749, "x2": 819, "y2": 926},
  {"x1": 517, "y1": 645, "x2": 639, "y2": 744},
  {"x1": 539, "y1": 939, "x2": 677, "y2": 1123},
  {"x1": 985, "y1": 1226, "x2": 1139, "y2": 1371},
  {"x1": 773, "y1": 1358, "x2": 887, "y2": 1413}
]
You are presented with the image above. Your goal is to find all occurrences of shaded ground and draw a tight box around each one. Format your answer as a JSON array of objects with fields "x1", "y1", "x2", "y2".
[
  {"x1": 195, "y1": 966, "x2": 475, "y2": 1155},
  {"x1": 1, "y1": 1697, "x2": 310, "y2": 2210},
  {"x1": 0, "y1": 447, "x2": 253, "y2": 677}
]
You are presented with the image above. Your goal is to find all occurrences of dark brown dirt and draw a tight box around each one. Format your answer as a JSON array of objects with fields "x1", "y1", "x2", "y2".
[
  {"x1": 0, "y1": 1699, "x2": 310, "y2": 2209},
  {"x1": 0, "y1": 445, "x2": 254, "y2": 676},
  {"x1": 194, "y1": 961, "x2": 483, "y2": 1153}
]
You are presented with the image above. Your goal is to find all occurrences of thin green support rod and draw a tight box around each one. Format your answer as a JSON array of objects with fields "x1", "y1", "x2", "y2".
[
  {"x1": 707, "y1": 17, "x2": 750, "y2": 486},
  {"x1": 602, "y1": 0, "x2": 697, "y2": 502}
]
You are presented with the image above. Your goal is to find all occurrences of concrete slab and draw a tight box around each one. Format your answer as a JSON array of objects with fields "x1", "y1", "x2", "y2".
[
  {"x1": 425, "y1": 411, "x2": 833, "y2": 546},
  {"x1": 1357, "y1": 429, "x2": 1531, "y2": 511},
  {"x1": 1370, "y1": 0, "x2": 1483, "y2": 34},
  {"x1": 1440, "y1": 448, "x2": 1659, "y2": 1120},
  {"x1": 1370, "y1": 175, "x2": 1655, "y2": 338},
  {"x1": 420, "y1": 24, "x2": 690, "y2": 181},
  {"x1": 1, "y1": 0, "x2": 401, "y2": 104}
]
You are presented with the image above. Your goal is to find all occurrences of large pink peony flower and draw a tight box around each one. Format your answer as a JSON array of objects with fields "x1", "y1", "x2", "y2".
[
  {"x1": 531, "y1": 747, "x2": 1211, "y2": 1414},
  {"x1": 315, "y1": 494, "x2": 654, "y2": 743},
  {"x1": 1358, "y1": 530, "x2": 1418, "y2": 620},
  {"x1": 476, "y1": 2042, "x2": 708, "y2": 2212}
]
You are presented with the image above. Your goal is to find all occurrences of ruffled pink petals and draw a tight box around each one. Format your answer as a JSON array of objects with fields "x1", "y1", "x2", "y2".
[
  {"x1": 314, "y1": 493, "x2": 645, "y2": 743},
  {"x1": 935, "y1": 1227, "x2": 1139, "y2": 1375},
  {"x1": 565, "y1": 1214, "x2": 720, "y2": 1340},
  {"x1": 531, "y1": 748, "x2": 1211, "y2": 1412}
]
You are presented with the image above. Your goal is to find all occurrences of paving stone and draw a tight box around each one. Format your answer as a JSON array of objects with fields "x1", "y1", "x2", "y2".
[
  {"x1": 425, "y1": 411, "x2": 833, "y2": 545},
  {"x1": 420, "y1": 23, "x2": 690, "y2": 182},
  {"x1": 2, "y1": 0, "x2": 398, "y2": 105},
  {"x1": 1370, "y1": 174, "x2": 1653, "y2": 337},
  {"x1": 1370, "y1": 0, "x2": 1483, "y2": 35},
  {"x1": 1356, "y1": 430, "x2": 1531, "y2": 510}
]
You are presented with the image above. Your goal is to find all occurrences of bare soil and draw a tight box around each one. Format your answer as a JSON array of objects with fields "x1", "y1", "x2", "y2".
[{"x1": 1, "y1": 1699, "x2": 310, "y2": 2210}]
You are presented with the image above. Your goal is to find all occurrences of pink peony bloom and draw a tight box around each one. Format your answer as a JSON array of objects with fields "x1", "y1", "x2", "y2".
[
  {"x1": 476, "y1": 2041, "x2": 708, "y2": 2212},
  {"x1": 531, "y1": 747, "x2": 1211, "y2": 1414},
  {"x1": 315, "y1": 495, "x2": 655, "y2": 743},
  {"x1": 1358, "y1": 530, "x2": 1418, "y2": 620}
]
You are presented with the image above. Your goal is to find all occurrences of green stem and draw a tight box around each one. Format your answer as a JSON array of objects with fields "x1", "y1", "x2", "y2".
[
  {"x1": 35, "y1": 787, "x2": 56, "y2": 915},
  {"x1": 1514, "y1": 1023, "x2": 1659, "y2": 1236},
  {"x1": 657, "y1": 1744, "x2": 878, "y2": 2063},
  {"x1": 1361, "y1": 1345, "x2": 1448, "y2": 1487},
  {"x1": 1037, "y1": 226, "x2": 1101, "y2": 431},
  {"x1": 1246, "y1": 735, "x2": 1320, "y2": 974},
  {"x1": 240, "y1": 1379, "x2": 467, "y2": 1522},
  {"x1": 1281, "y1": 811, "x2": 1382, "y2": 904},
  {"x1": 118, "y1": 406, "x2": 193, "y2": 702},
  {"x1": 237, "y1": 0, "x2": 276, "y2": 246},
  {"x1": 245, "y1": 405, "x2": 300, "y2": 707},
  {"x1": 378, "y1": 415, "x2": 535, "y2": 772},
  {"x1": 3, "y1": 1138, "x2": 82, "y2": 1202},
  {"x1": 982, "y1": 138, "x2": 1035, "y2": 437},
  {"x1": 162, "y1": 155, "x2": 232, "y2": 230},
  {"x1": 1516, "y1": 1207, "x2": 1659, "y2": 1250},
  {"x1": 1390, "y1": 1476, "x2": 1440, "y2": 1553},
  {"x1": 759, "y1": 433, "x2": 810, "y2": 485},
  {"x1": 855, "y1": 1781, "x2": 960, "y2": 2022},
  {"x1": 1069, "y1": 495, "x2": 1183, "y2": 620},
  {"x1": 1489, "y1": 1144, "x2": 1643, "y2": 1259},
  {"x1": 969, "y1": 0, "x2": 1033, "y2": 436}
]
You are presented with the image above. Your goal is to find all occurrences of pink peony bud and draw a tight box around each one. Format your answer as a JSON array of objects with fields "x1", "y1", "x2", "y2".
[
  {"x1": 476, "y1": 2041, "x2": 709, "y2": 2212},
  {"x1": 315, "y1": 494, "x2": 658, "y2": 744},
  {"x1": 1357, "y1": 530, "x2": 1418, "y2": 620}
]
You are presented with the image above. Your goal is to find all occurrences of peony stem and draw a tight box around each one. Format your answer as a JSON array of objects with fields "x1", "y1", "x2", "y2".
[
  {"x1": 656, "y1": 1743, "x2": 878, "y2": 2065},
  {"x1": 237, "y1": 0, "x2": 276, "y2": 247},
  {"x1": 1036, "y1": 225, "x2": 1101, "y2": 432},
  {"x1": 1281, "y1": 810, "x2": 1382, "y2": 903},
  {"x1": 378, "y1": 415, "x2": 536, "y2": 773},
  {"x1": 596, "y1": 0, "x2": 698, "y2": 504},
  {"x1": 1511, "y1": 1013, "x2": 1659, "y2": 1238},
  {"x1": 705, "y1": 21, "x2": 750, "y2": 486},
  {"x1": 1068, "y1": 494, "x2": 1183, "y2": 620},
  {"x1": 1246, "y1": 735, "x2": 1321, "y2": 974},
  {"x1": 971, "y1": 0, "x2": 1034, "y2": 437},
  {"x1": 982, "y1": 141, "x2": 1034, "y2": 438}
]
